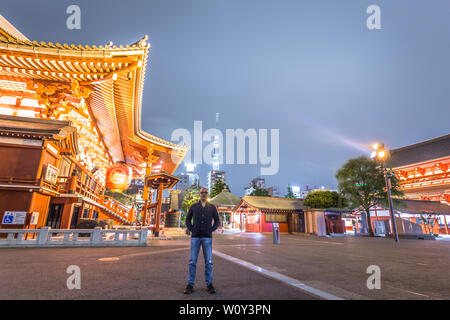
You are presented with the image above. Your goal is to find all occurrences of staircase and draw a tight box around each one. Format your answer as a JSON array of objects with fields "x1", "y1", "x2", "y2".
[
  {"x1": 100, "y1": 196, "x2": 135, "y2": 225},
  {"x1": 57, "y1": 174, "x2": 135, "y2": 226}
]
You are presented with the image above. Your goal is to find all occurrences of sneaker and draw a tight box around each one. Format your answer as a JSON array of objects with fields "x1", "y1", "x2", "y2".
[
  {"x1": 207, "y1": 283, "x2": 216, "y2": 294},
  {"x1": 184, "y1": 284, "x2": 194, "y2": 294}
]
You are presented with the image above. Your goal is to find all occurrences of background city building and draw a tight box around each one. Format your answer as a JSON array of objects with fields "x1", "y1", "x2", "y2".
[
  {"x1": 244, "y1": 177, "x2": 279, "y2": 197},
  {"x1": 207, "y1": 170, "x2": 226, "y2": 192}
]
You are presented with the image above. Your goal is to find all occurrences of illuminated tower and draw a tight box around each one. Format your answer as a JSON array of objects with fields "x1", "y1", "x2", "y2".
[
  {"x1": 207, "y1": 113, "x2": 225, "y2": 192},
  {"x1": 212, "y1": 112, "x2": 220, "y2": 171}
]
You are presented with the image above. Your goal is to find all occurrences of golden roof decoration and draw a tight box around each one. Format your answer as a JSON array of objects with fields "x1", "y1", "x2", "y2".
[
  {"x1": 0, "y1": 15, "x2": 188, "y2": 176},
  {"x1": 0, "y1": 15, "x2": 29, "y2": 41}
]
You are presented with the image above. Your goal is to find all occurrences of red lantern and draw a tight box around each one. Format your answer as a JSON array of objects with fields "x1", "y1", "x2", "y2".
[{"x1": 106, "y1": 162, "x2": 132, "y2": 192}]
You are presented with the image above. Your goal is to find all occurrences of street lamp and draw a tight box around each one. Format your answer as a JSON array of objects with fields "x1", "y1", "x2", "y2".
[{"x1": 371, "y1": 143, "x2": 399, "y2": 242}]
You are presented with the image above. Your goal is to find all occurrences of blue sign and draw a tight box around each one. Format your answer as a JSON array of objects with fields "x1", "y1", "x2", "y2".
[{"x1": 2, "y1": 214, "x2": 14, "y2": 224}]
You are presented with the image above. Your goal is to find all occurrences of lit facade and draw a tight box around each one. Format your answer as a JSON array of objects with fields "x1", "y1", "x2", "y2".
[
  {"x1": 389, "y1": 134, "x2": 450, "y2": 204},
  {"x1": 347, "y1": 135, "x2": 450, "y2": 236},
  {"x1": 0, "y1": 16, "x2": 187, "y2": 230},
  {"x1": 348, "y1": 200, "x2": 450, "y2": 235},
  {"x1": 209, "y1": 189, "x2": 241, "y2": 229},
  {"x1": 233, "y1": 196, "x2": 304, "y2": 233}
]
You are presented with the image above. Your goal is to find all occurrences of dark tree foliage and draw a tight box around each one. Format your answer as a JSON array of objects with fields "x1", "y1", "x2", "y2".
[
  {"x1": 210, "y1": 179, "x2": 230, "y2": 199},
  {"x1": 250, "y1": 187, "x2": 270, "y2": 197},
  {"x1": 181, "y1": 184, "x2": 201, "y2": 214},
  {"x1": 303, "y1": 190, "x2": 348, "y2": 209},
  {"x1": 284, "y1": 185, "x2": 296, "y2": 198},
  {"x1": 105, "y1": 189, "x2": 136, "y2": 206},
  {"x1": 335, "y1": 156, "x2": 403, "y2": 236}
]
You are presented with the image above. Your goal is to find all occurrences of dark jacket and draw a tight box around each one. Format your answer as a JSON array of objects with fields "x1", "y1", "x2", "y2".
[{"x1": 186, "y1": 201, "x2": 220, "y2": 238}]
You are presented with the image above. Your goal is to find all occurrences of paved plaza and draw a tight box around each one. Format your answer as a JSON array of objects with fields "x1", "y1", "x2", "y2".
[{"x1": 0, "y1": 233, "x2": 449, "y2": 300}]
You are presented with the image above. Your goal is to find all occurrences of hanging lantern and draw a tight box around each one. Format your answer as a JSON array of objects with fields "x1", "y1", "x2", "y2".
[{"x1": 106, "y1": 162, "x2": 132, "y2": 192}]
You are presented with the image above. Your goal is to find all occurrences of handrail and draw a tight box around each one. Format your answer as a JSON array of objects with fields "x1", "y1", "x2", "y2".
[
  {"x1": 0, "y1": 174, "x2": 135, "y2": 225},
  {"x1": 0, "y1": 227, "x2": 148, "y2": 247},
  {"x1": 0, "y1": 176, "x2": 59, "y2": 192},
  {"x1": 102, "y1": 195, "x2": 135, "y2": 224},
  {"x1": 0, "y1": 176, "x2": 41, "y2": 185}
]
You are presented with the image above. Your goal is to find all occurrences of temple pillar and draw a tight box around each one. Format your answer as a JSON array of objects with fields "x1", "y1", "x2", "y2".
[
  {"x1": 240, "y1": 212, "x2": 243, "y2": 231},
  {"x1": 141, "y1": 161, "x2": 152, "y2": 226},
  {"x1": 69, "y1": 173, "x2": 77, "y2": 194},
  {"x1": 230, "y1": 210, "x2": 234, "y2": 227},
  {"x1": 154, "y1": 184, "x2": 163, "y2": 237},
  {"x1": 443, "y1": 215, "x2": 449, "y2": 235}
]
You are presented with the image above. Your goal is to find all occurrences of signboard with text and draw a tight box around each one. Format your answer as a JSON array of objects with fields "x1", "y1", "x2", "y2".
[
  {"x1": 30, "y1": 212, "x2": 39, "y2": 225},
  {"x1": 43, "y1": 164, "x2": 59, "y2": 184},
  {"x1": 2, "y1": 211, "x2": 27, "y2": 225}
]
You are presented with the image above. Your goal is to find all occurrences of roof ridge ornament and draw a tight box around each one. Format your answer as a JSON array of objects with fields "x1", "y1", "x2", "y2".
[{"x1": 129, "y1": 35, "x2": 149, "y2": 49}]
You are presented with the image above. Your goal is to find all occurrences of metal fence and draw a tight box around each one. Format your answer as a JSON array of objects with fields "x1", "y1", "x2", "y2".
[{"x1": 0, "y1": 227, "x2": 148, "y2": 247}]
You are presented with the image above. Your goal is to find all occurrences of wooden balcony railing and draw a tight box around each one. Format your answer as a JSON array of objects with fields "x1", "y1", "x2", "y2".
[
  {"x1": 0, "y1": 176, "x2": 59, "y2": 193},
  {"x1": 0, "y1": 175, "x2": 134, "y2": 225},
  {"x1": 57, "y1": 174, "x2": 104, "y2": 201}
]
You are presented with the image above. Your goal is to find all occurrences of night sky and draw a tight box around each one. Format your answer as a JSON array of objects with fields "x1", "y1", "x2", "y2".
[{"x1": 2, "y1": 0, "x2": 449, "y2": 196}]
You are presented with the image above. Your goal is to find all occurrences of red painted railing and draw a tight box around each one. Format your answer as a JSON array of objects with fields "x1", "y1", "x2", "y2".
[{"x1": 101, "y1": 195, "x2": 135, "y2": 224}]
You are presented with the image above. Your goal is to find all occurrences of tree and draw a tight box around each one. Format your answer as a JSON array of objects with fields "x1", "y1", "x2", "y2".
[
  {"x1": 181, "y1": 184, "x2": 201, "y2": 215},
  {"x1": 335, "y1": 156, "x2": 403, "y2": 236},
  {"x1": 284, "y1": 185, "x2": 296, "y2": 198},
  {"x1": 250, "y1": 187, "x2": 270, "y2": 197},
  {"x1": 105, "y1": 189, "x2": 136, "y2": 206},
  {"x1": 303, "y1": 190, "x2": 347, "y2": 209},
  {"x1": 210, "y1": 179, "x2": 230, "y2": 199}
]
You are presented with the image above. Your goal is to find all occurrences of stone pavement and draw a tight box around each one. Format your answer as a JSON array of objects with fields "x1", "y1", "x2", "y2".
[
  {"x1": 0, "y1": 240, "x2": 315, "y2": 300},
  {"x1": 212, "y1": 232, "x2": 450, "y2": 300},
  {"x1": 0, "y1": 232, "x2": 449, "y2": 300}
]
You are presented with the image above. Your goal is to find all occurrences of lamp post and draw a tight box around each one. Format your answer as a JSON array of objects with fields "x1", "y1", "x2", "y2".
[{"x1": 371, "y1": 143, "x2": 399, "y2": 243}]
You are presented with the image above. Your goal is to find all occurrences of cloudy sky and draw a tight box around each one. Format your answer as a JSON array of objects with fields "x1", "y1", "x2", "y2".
[{"x1": 3, "y1": 0, "x2": 449, "y2": 196}]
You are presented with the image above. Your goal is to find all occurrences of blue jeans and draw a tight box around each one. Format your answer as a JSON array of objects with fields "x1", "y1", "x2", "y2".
[{"x1": 188, "y1": 237, "x2": 213, "y2": 286}]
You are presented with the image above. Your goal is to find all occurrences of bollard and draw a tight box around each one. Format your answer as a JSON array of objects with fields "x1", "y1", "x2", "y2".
[
  {"x1": 140, "y1": 227, "x2": 148, "y2": 245},
  {"x1": 37, "y1": 227, "x2": 50, "y2": 245},
  {"x1": 91, "y1": 227, "x2": 102, "y2": 244},
  {"x1": 272, "y1": 222, "x2": 280, "y2": 244}
]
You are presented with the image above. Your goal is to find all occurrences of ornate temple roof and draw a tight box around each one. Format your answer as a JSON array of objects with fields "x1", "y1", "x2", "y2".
[
  {"x1": 239, "y1": 196, "x2": 304, "y2": 212},
  {"x1": 0, "y1": 15, "x2": 29, "y2": 41},
  {"x1": 0, "y1": 15, "x2": 187, "y2": 175},
  {"x1": 396, "y1": 199, "x2": 450, "y2": 215},
  {"x1": 145, "y1": 172, "x2": 180, "y2": 190},
  {"x1": 388, "y1": 134, "x2": 450, "y2": 169},
  {"x1": 0, "y1": 114, "x2": 75, "y2": 139},
  {"x1": 354, "y1": 199, "x2": 450, "y2": 215},
  {"x1": 209, "y1": 189, "x2": 241, "y2": 207}
]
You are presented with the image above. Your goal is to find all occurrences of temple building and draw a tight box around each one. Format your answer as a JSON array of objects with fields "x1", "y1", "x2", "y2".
[
  {"x1": 0, "y1": 15, "x2": 187, "y2": 231},
  {"x1": 348, "y1": 134, "x2": 450, "y2": 236},
  {"x1": 377, "y1": 134, "x2": 450, "y2": 235},
  {"x1": 233, "y1": 196, "x2": 304, "y2": 233},
  {"x1": 209, "y1": 188, "x2": 241, "y2": 229},
  {"x1": 348, "y1": 199, "x2": 450, "y2": 236},
  {"x1": 388, "y1": 134, "x2": 450, "y2": 203}
]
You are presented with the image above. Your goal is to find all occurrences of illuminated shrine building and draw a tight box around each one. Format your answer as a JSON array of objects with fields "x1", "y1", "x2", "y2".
[
  {"x1": 0, "y1": 16, "x2": 187, "y2": 229},
  {"x1": 388, "y1": 134, "x2": 450, "y2": 204}
]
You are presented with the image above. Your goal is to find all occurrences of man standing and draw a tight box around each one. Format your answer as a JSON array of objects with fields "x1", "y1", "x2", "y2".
[{"x1": 184, "y1": 187, "x2": 220, "y2": 294}]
